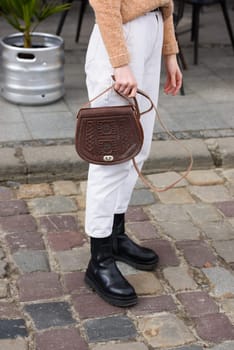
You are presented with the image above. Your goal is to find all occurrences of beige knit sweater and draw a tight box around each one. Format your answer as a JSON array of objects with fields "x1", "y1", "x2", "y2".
[{"x1": 89, "y1": 0, "x2": 179, "y2": 68}]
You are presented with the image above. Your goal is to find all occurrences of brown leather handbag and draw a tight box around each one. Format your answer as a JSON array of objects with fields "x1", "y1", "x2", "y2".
[
  {"x1": 75, "y1": 85, "x2": 193, "y2": 192},
  {"x1": 75, "y1": 86, "x2": 145, "y2": 165}
]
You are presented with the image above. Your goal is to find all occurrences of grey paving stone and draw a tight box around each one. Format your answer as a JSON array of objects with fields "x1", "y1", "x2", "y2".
[
  {"x1": 159, "y1": 221, "x2": 200, "y2": 240},
  {"x1": 20, "y1": 100, "x2": 69, "y2": 113},
  {"x1": 23, "y1": 111, "x2": 75, "y2": 140},
  {"x1": 55, "y1": 246, "x2": 90, "y2": 272},
  {"x1": 156, "y1": 187, "x2": 195, "y2": 204},
  {"x1": 116, "y1": 261, "x2": 139, "y2": 276},
  {"x1": 52, "y1": 180, "x2": 79, "y2": 196},
  {"x1": 0, "y1": 105, "x2": 23, "y2": 124},
  {"x1": 12, "y1": 250, "x2": 50, "y2": 272},
  {"x1": 209, "y1": 341, "x2": 234, "y2": 350},
  {"x1": 148, "y1": 204, "x2": 189, "y2": 222},
  {"x1": 138, "y1": 313, "x2": 195, "y2": 348},
  {"x1": 127, "y1": 272, "x2": 163, "y2": 295},
  {"x1": 25, "y1": 302, "x2": 75, "y2": 330},
  {"x1": 0, "y1": 338, "x2": 28, "y2": 350},
  {"x1": 29, "y1": 195, "x2": 77, "y2": 215},
  {"x1": 212, "y1": 240, "x2": 234, "y2": 263},
  {"x1": 185, "y1": 170, "x2": 224, "y2": 186},
  {"x1": 0, "y1": 319, "x2": 28, "y2": 339},
  {"x1": 184, "y1": 204, "x2": 222, "y2": 223},
  {"x1": 201, "y1": 221, "x2": 234, "y2": 240},
  {"x1": 130, "y1": 189, "x2": 156, "y2": 206},
  {"x1": 163, "y1": 266, "x2": 197, "y2": 291},
  {"x1": 147, "y1": 171, "x2": 188, "y2": 188},
  {"x1": 202, "y1": 267, "x2": 234, "y2": 297},
  {"x1": 189, "y1": 185, "x2": 232, "y2": 203},
  {"x1": 0, "y1": 123, "x2": 31, "y2": 143},
  {"x1": 84, "y1": 316, "x2": 137, "y2": 342}
]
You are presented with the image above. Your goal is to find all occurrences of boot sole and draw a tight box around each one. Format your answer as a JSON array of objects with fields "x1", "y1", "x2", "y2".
[
  {"x1": 114, "y1": 254, "x2": 158, "y2": 271},
  {"x1": 84, "y1": 274, "x2": 137, "y2": 307}
]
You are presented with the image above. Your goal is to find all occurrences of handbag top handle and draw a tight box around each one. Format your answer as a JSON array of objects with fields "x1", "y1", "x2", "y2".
[{"x1": 79, "y1": 84, "x2": 193, "y2": 193}]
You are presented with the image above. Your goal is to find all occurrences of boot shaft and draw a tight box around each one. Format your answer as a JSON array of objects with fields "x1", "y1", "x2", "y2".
[
  {"x1": 90, "y1": 236, "x2": 113, "y2": 262},
  {"x1": 112, "y1": 213, "x2": 125, "y2": 234}
]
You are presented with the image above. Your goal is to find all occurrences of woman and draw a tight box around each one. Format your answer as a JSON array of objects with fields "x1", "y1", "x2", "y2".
[{"x1": 84, "y1": 0, "x2": 182, "y2": 307}]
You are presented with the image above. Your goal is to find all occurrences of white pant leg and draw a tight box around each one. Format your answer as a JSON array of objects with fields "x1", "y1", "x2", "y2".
[
  {"x1": 115, "y1": 11, "x2": 164, "y2": 213},
  {"x1": 85, "y1": 11, "x2": 163, "y2": 237}
]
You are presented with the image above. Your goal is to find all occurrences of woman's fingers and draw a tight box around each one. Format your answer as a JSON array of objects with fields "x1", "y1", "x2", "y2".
[
  {"x1": 114, "y1": 81, "x2": 137, "y2": 96},
  {"x1": 164, "y1": 69, "x2": 182, "y2": 96},
  {"x1": 128, "y1": 86, "x2": 137, "y2": 98},
  {"x1": 114, "y1": 65, "x2": 137, "y2": 97}
]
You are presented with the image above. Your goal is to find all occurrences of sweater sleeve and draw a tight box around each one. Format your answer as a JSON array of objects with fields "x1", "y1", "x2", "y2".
[
  {"x1": 162, "y1": 13, "x2": 179, "y2": 55},
  {"x1": 161, "y1": 0, "x2": 179, "y2": 55},
  {"x1": 89, "y1": 0, "x2": 179, "y2": 67},
  {"x1": 89, "y1": 0, "x2": 130, "y2": 68}
]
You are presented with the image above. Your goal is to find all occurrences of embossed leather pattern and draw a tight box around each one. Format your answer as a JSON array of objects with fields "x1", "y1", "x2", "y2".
[{"x1": 75, "y1": 104, "x2": 144, "y2": 165}]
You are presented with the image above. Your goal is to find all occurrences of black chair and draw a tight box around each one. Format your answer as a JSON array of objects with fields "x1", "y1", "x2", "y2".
[
  {"x1": 185, "y1": 0, "x2": 234, "y2": 64},
  {"x1": 56, "y1": 0, "x2": 89, "y2": 43}
]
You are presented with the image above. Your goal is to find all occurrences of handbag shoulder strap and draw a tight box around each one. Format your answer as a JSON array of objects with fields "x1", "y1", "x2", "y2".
[
  {"x1": 80, "y1": 85, "x2": 193, "y2": 193},
  {"x1": 133, "y1": 89, "x2": 193, "y2": 192}
]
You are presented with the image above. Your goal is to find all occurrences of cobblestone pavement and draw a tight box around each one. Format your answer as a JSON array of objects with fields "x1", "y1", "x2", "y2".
[{"x1": 0, "y1": 168, "x2": 234, "y2": 349}]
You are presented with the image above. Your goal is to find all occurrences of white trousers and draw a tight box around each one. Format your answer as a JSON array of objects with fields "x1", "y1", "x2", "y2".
[{"x1": 85, "y1": 11, "x2": 163, "y2": 238}]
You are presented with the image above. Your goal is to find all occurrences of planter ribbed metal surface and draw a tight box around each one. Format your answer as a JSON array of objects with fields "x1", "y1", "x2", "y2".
[{"x1": 0, "y1": 32, "x2": 65, "y2": 105}]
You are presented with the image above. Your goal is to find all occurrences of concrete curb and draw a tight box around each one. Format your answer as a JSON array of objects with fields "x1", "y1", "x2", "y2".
[{"x1": 0, "y1": 137, "x2": 234, "y2": 184}]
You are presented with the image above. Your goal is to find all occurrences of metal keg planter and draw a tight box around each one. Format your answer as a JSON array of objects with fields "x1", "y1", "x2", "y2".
[{"x1": 0, "y1": 32, "x2": 65, "y2": 105}]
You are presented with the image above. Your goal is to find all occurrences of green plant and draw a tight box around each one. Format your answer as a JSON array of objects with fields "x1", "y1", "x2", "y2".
[{"x1": 0, "y1": 0, "x2": 71, "y2": 48}]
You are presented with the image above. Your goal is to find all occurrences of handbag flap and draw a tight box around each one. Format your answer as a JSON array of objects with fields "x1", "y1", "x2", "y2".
[{"x1": 75, "y1": 104, "x2": 143, "y2": 165}]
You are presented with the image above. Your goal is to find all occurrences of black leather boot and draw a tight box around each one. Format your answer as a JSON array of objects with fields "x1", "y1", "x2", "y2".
[
  {"x1": 112, "y1": 213, "x2": 159, "y2": 270},
  {"x1": 85, "y1": 236, "x2": 137, "y2": 307}
]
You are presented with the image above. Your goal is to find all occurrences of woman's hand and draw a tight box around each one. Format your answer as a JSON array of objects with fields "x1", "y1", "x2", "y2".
[
  {"x1": 164, "y1": 54, "x2": 182, "y2": 96},
  {"x1": 113, "y1": 65, "x2": 137, "y2": 97}
]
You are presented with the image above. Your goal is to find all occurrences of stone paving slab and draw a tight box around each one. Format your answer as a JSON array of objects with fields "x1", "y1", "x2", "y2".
[
  {"x1": 0, "y1": 339, "x2": 28, "y2": 350},
  {"x1": 137, "y1": 313, "x2": 195, "y2": 348},
  {"x1": 0, "y1": 168, "x2": 234, "y2": 349}
]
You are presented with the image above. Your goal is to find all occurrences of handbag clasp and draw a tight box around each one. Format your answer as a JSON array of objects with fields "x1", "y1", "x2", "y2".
[{"x1": 103, "y1": 155, "x2": 114, "y2": 162}]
